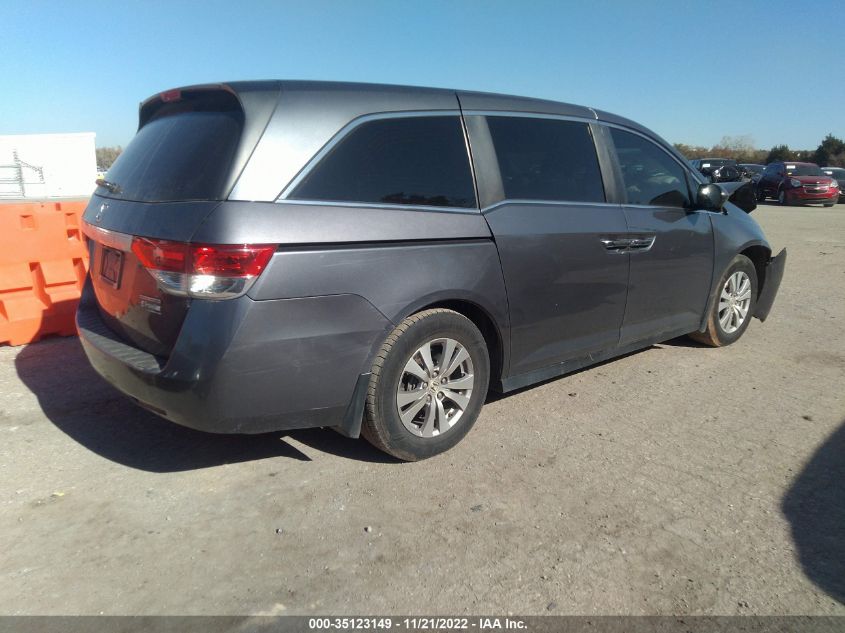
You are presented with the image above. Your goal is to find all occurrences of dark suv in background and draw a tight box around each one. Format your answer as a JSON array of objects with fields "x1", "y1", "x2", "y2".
[
  {"x1": 756, "y1": 161, "x2": 840, "y2": 206},
  {"x1": 690, "y1": 158, "x2": 742, "y2": 183},
  {"x1": 822, "y1": 167, "x2": 845, "y2": 202},
  {"x1": 78, "y1": 81, "x2": 785, "y2": 460},
  {"x1": 738, "y1": 163, "x2": 765, "y2": 184}
]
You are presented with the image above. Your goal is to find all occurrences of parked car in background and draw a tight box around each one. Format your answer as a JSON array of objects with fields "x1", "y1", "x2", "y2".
[
  {"x1": 690, "y1": 158, "x2": 742, "y2": 183},
  {"x1": 738, "y1": 163, "x2": 765, "y2": 185},
  {"x1": 756, "y1": 161, "x2": 839, "y2": 206},
  {"x1": 821, "y1": 166, "x2": 845, "y2": 202},
  {"x1": 77, "y1": 80, "x2": 786, "y2": 460}
]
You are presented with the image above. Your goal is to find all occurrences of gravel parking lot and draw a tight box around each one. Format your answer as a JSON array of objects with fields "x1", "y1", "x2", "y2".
[{"x1": 1, "y1": 202, "x2": 844, "y2": 616}]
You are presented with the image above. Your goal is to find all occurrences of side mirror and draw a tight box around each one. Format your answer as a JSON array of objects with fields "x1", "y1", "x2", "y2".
[
  {"x1": 696, "y1": 183, "x2": 729, "y2": 211},
  {"x1": 724, "y1": 181, "x2": 758, "y2": 213}
]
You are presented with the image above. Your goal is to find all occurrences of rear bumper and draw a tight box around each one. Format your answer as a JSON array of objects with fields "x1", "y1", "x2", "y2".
[
  {"x1": 754, "y1": 248, "x2": 786, "y2": 322},
  {"x1": 76, "y1": 281, "x2": 390, "y2": 435}
]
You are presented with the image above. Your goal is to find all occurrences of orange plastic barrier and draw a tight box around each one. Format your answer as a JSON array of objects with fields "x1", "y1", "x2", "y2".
[{"x1": 0, "y1": 199, "x2": 89, "y2": 346}]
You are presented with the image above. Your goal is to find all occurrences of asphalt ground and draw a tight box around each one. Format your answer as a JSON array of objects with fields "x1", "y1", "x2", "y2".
[{"x1": 1, "y1": 201, "x2": 844, "y2": 615}]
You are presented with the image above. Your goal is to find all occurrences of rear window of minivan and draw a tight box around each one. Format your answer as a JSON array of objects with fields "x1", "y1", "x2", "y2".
[{"x1": 97, "y1": 96, "x2": 243, "y2": 202}]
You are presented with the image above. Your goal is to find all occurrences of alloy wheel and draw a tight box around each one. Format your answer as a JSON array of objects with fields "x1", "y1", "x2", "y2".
[
  {"x1": 396, "y1": 338, "x2": 474, "y2": 438},
  {"x1": 718, "y1": 271, "x2": 752, "y2": 334}
]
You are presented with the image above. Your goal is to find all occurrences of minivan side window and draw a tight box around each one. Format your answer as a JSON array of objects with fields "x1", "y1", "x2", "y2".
[
  {"x1": 289, "y1": 116, "x2": 476, "y2": 209},
  {"x1": 611, "y1": 128, "x2": 691, "y2": 208},
  {"x1": 485, "y1": 116, "x2": 606, "y2": 203}
]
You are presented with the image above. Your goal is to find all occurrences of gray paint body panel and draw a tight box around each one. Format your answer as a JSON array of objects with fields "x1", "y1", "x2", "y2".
[
  {"x1": 620, "y1": 206, "x2": 714, "y2": 345},
  {"x1": 191, "y1": 201, "x2": 491, "y2": 245},
  {"x1": 482, "y1": 202, "x2": 630, "y2": 376},
  {"x1": 711, "y1": 203, "x2": 771, "y2": 273},
  {"x1": 248, "y1": 241, "x2": 511, "y2": 375}
]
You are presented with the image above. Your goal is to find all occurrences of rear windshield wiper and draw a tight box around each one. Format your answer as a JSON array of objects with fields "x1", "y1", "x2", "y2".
[{"x1": 95, "y1": 178, "x2": 122, "y2": 194}]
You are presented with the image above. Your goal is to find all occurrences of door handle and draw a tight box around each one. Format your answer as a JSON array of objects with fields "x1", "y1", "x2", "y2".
[
  {"x1": 600, "y1": 238, "x2": 631, "y2": 252},
  {"x1": 600, "y1": 236, "x2": 656, "y2": 253},
  {"x1": 627, "y1": 236, "x2": 656, "y2": 251}
]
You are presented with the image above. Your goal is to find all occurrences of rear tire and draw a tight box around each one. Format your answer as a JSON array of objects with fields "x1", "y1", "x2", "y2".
[
  {"x1": 362, "y1": 309, "x2": 490, "y2": 461},
  {"x1": 824, "y1": 202, "x2": 835, "y2": 207},
  {"x1": 689, "y1": 255, "x2": 758, "y2": 347}
]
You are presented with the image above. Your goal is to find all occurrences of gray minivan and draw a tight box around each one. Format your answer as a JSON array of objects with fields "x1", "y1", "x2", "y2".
[{"x1": 77, "y1": 81, "x2": 786, "y2": 460}]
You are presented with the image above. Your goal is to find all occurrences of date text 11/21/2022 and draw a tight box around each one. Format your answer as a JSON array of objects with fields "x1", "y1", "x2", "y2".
[{"x1": 307, "y1": 617, "x2": 527, "y2": 630}]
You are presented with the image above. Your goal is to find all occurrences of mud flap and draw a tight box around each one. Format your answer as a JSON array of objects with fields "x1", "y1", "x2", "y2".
[
  {"x1": 334, "y1": 372, "x2": 371, "y2": 438},
  {"x1": 755, "y1": 248, "x2": 786, "y2": 321}
]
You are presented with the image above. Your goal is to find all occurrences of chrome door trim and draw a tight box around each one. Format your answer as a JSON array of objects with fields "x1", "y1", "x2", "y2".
[
  {"x1": 462, "y1": 110, "x2": 598, "y2": 125},
  {"x1": 274, "y1": 198, "x2": 480, "y2": 215},
  {"x1": 481, "y1": 199, "x2": 622, "y2": 213}
]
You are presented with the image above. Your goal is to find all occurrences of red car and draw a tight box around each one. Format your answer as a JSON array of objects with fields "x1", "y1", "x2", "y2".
[{"x1": 756, "y1": 161, "x2": 840, "y2": 206}]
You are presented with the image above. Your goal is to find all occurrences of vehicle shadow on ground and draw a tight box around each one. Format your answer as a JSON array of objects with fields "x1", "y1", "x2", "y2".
[
  {"x1": 14, "y1": 337, "x2": 396, "y2": 472},
  {"x1": 286, "y1": 428, "x2": 401, "y2": 464},
  {"x1": 782, "y1": 420, "x2": 845, "y2": 605},
  {"x1": 658, "y1": 335, "x2": 708, "y2": 349}
]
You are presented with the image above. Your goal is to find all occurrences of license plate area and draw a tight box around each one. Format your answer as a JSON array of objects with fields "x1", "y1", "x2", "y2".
[{"x1": 100, "y1": 246, "x2": 124, "y2": 289}]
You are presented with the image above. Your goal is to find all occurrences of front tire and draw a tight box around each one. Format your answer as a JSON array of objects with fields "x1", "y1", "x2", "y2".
[
  {"x1": 778, "y1": 188, "x2": 787, "y2": 205},
  {"x1": 689, "y1": 255, "x2": 758, "y2": 347},
  {"x1": 362, "y1": 309, "x2": 490, "y2": 461}
]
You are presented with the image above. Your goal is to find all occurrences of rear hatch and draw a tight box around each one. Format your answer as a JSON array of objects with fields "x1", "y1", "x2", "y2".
[{"x1": 82, "y1": 85, "x2": 278, "y2": 357}]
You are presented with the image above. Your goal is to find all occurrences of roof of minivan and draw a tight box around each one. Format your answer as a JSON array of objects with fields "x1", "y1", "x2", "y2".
[
  {"x1": 225, "y1": 79, "x2": 598, "y2": 115},
  {"x1": 161, "y1": 79, "x2": 660, "y2": 139}
]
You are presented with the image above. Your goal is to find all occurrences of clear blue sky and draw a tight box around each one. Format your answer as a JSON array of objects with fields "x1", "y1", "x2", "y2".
[{"x1": 2, "y1": 0, "x2": 842, "y2": 150}]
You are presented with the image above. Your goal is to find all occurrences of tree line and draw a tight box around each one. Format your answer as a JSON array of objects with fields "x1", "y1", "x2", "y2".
[
  {"x1": 674, "y1": 133, "x2": 845, "y2": 167},
  {"x1": 95, "y1": 146, "x2": 122, "y2": 169}
]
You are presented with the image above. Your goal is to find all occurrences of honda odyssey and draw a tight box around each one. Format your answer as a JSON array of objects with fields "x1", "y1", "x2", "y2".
[{"x1": 77, "y1": 81, "x2": 786, "y2": 460}]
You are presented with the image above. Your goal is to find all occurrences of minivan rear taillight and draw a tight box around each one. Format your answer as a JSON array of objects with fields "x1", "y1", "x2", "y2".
[{"x1": 131, "y1": 238, "x2": 275, "y2": 299}]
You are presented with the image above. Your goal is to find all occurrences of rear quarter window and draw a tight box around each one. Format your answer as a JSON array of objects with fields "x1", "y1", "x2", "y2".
[{"x1": 289, "y1": 115, "x2": 476, "y2": 209}]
